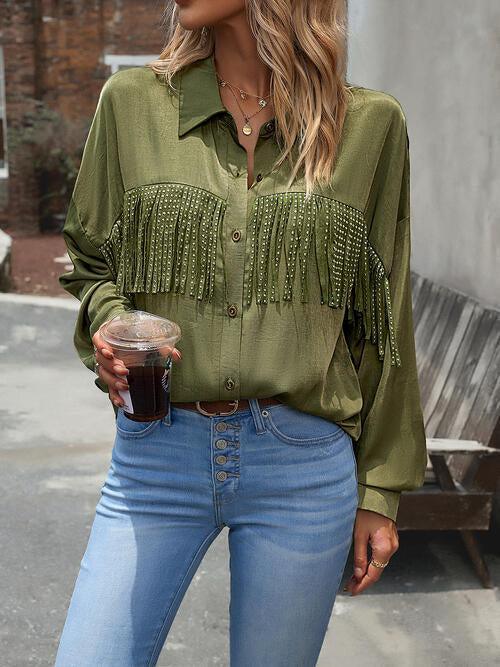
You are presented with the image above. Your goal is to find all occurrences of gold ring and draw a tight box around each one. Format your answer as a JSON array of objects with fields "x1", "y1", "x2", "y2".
[{"x1": 370, "y1": 558, "x2": 389, "y2": 569}]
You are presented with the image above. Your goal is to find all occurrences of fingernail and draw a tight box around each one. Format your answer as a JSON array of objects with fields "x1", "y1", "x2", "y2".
[{"x1": 354, "y1": 568, "x2": 363, "y2": 578}]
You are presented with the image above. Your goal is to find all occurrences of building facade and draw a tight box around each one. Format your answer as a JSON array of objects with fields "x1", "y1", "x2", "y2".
[
  {"x1": 348, "y1": 0, "x2": 500, "y2": 310},
  {"x1": 0, "y1": 0, "x2": 164, "y2": 232}
]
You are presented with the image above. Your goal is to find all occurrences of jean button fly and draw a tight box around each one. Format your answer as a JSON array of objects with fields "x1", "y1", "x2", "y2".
[
  {"x1": 215, "y1": 455, "x2": 227, "y2": 464},
  {"x1": 216, "y1": 471, "x2": 228, "y2": 481},
  {"x1": 215, "y1": 439, "x2": 227, "y2": 449},
  {"x1": 215, "y1": 422, "x2": 228, "y2": 432}
]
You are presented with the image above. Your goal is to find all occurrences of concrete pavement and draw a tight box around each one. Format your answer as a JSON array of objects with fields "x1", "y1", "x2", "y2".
[{"x1": 1, "y1": 293, "x2": 499, "y2": 666}]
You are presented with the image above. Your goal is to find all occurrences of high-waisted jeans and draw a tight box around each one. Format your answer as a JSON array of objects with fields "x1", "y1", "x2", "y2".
[{"x1": 54, "y1": 398, "x2": 358, "y2": 667}]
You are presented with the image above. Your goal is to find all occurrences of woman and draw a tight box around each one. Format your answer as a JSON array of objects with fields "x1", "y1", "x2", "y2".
[{"x1": 55, "y1": 1, "x2": 427, "y2": 665}]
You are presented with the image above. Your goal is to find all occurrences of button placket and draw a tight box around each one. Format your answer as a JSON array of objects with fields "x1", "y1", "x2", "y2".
[{"x1": 218, "y1": 130, "x2": 248, "y2": 400}]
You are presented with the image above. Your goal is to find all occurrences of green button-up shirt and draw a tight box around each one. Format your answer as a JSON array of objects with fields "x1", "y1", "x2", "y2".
[{"x1": 59, "y1": 53, "x2": 428, "y2": 521}]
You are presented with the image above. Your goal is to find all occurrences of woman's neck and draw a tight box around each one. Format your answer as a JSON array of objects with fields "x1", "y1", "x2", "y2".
[{"x1": 212, "y1": 15, "x2": 271, "y2": 98}]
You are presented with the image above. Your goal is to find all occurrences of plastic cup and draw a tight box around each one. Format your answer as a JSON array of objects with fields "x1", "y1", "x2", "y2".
[{"x1": 99, "y1": 310, "x2": 181, "y2": 422}]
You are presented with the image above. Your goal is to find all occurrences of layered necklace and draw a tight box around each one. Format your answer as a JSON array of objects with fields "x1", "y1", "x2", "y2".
[{"x1": 215, "y1": 70, "x2": 272, "y2": 136}]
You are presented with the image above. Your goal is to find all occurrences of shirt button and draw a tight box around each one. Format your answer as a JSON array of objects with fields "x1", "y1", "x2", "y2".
[
  {"x1": 215, "y1": 422, "x2": 228, "y2": 432},
  {"x1": 225, "y1": 377, "x2": 235, "y2": 391},
  {"x1": 215, "y1": 455, "x2": 227, "y2": 464},
  {"x1": 216, "y1": 471, "x2": 228, "y2": 481},
  {"x1": 232, "y1": 229, "x2": 241, "y2": 242},
  {"x1": 215, "y1": 438, "x2": 227, "y2": 449},
  {"x1": 256, "y1": 173, "x2": 263, "y2": 182},
  {"x1": 227, "y1": 304, "x2": 238, "y2": 317}
]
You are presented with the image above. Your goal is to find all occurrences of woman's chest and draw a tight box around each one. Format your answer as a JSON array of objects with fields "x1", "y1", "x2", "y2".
[{"x1": 107, "y1": 112, "x2": 373, "y2": 316}]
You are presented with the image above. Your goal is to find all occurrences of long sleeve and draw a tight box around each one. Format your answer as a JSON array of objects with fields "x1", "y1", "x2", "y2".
[
  {"x1": 58, "y1": 76, "x2": 134, "y2": 393},
  {"x1": 343, "y1": 102, "x2": 428, "y2": 522}
]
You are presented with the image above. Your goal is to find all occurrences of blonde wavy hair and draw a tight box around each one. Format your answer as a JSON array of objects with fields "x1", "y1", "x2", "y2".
[{"x1": 147, "y1": 0, "x2": 353, "y2": 197}]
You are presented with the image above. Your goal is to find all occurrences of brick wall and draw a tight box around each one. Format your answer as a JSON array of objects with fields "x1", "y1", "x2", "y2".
[
  {"x1": 0, "y1": 0, "x2": 39, "y2": 231},
  {"x1": 0, "y1": 0, "x2": 165, "y2": 233}
]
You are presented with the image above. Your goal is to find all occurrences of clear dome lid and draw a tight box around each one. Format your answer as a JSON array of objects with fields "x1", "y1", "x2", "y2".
[{"x1": 99, "y1": 310, "x2": 181, "y2": 351}]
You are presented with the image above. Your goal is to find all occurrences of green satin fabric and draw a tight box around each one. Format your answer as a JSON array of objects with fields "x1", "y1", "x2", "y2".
[{"x1": 59, "y1": 54, "x2": 427, "y2": 521}]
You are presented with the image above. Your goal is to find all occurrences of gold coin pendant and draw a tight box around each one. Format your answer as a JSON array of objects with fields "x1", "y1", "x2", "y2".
[{"x1": 242, "y1": 124, "x2": 252, "y2": 135}]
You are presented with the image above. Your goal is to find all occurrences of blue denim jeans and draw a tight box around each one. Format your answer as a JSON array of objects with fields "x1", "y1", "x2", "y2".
[{"x1": 54, "y1": 399, "x2": 358, "y2": 667}]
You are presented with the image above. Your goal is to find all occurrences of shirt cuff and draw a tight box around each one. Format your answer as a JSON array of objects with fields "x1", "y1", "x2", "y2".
[{"x1": 357, "y1": 483, "x2": 401, "y2": 522}]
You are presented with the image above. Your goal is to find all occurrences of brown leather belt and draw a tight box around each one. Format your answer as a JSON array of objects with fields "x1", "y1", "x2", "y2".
[{"x1": 171, "y1": 397, "x2": 282, "y2": 416}]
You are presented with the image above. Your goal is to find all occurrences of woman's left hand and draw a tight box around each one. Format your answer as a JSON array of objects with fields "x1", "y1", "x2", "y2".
[{"x1": 344, "y1": 508, "x2": 399, "y2": 596}]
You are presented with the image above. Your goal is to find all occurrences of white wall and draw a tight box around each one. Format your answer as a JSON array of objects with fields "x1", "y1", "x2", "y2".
[{"x1": 347, "y1": 0, "x2": 500, "y2": 310}]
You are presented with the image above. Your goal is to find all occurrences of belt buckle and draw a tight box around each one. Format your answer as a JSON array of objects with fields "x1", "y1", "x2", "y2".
[{"x1": 195, "y1": 400, "x2": 239, "y2": 416}]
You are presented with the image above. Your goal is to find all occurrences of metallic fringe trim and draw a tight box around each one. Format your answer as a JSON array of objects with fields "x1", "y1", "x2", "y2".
[
  {"x1": 99, "y1": 182, "x2": 226, "y2": 301},
  {"x1": 246, "y1": 192, "x2": 401, "y2": 366},
  {"x1": 99, "y1": 185, "x2": 400, "y2": 366},
  {"x1": 245, "y1": 192, "x2": 365, "y2": 307},
  {"x1": 346, "y1": 231, "x2": 401, "y2": 367}
]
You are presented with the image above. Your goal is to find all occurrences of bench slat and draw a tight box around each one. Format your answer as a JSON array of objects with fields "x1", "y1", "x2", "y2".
[
  {"x1": 412, "y1": 273, "x2": 500, "y2": 449},
  {"x1": 425, "y1": 437, "x2": 498, "y2": 453},
  {"x1": 425, "y1": 298, "x2": 477, "y2": 433},
  {"x1": 431, "y1": 304, "x2": 490, "y2": 436},
  {"x1": 454, "y1": 310, "x2": 500, "y2": 439}
]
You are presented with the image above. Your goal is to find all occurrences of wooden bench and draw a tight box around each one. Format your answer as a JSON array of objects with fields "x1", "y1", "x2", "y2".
[{"x1": 396, "y1": 272, "x2": 500, "y2": 588}]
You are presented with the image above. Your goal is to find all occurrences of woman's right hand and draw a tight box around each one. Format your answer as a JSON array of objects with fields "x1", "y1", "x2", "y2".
[{"x1": 91, "y1": 321, "x2": 182, "y2": 408}]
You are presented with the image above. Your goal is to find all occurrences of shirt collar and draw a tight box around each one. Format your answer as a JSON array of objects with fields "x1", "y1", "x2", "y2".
[
  {"x1": 178, "y1": 53, "x2": 226, "y2": 137},
  {"x1": 177, "y1": 52, "x2": 276, "y2": 139}
]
